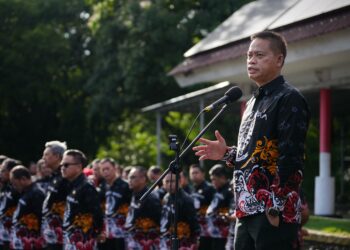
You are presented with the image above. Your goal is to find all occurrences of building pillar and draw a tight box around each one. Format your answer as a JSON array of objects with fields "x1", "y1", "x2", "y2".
[{"x1": 315, "y1": 88, "x2": 335, "y2": 215}]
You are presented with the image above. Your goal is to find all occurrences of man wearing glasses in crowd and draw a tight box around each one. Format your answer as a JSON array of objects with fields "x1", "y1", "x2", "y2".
[{"x1": 60, "y1": 149, "x2": 104, "y2": 250}]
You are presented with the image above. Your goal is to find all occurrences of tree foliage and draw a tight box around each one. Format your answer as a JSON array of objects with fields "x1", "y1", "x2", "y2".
[
  {"x1": 0, "y1": 0, "x2": 252, "y2": 164},
  {"x1": 0, "y1": 0, "x2": 95, "y2": 162},
  {"x1": 88, "y1": 0, "x2": 252, "y2": 164},
  {"x1": 86, "y1": 0, "x2": 251, "y2": 140}
]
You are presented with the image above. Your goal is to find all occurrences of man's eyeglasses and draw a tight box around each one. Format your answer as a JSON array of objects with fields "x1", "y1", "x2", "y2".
[{"x1": 60, "y1": 162, "x2": 80, "y2": 168}]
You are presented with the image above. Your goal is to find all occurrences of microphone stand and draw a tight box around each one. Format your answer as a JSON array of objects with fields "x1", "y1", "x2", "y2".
[{"x1": 139, "y1": 104, "x2": 228, "y2": 250}]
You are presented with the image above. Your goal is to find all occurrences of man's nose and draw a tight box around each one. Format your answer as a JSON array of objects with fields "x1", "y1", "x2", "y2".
[{"x1": 248, "y1": 56, "x2": 256, "y2": 64}]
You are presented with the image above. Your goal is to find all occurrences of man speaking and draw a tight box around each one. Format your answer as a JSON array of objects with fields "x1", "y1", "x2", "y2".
[{"x1": 193, "y1": 31, "x2": 310, "y2": 250}]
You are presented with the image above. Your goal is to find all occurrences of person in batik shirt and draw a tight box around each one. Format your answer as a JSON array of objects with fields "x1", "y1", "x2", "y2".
[
  {"x1": 193, "y1": 31, "x2": 310, "y2": 250},
  {"x1": 61, "y1": 149, "x2": 104, "y2": 250},
  {"x1": 189, "y1": 164, "x2": 216, "y2": 249},
  {"x1": 160, "y1": 172, "x2": 200, "y2": 250},
  {"x1": 0, "y1": 158, "x2": 21, "y2": 250},
  {"x1": 41, "y1": 141, "x2": 68, "y2": 250},
  {"x1": 147, "y1": 166, "x2": 166, "y2": 201},
  {"x1": 124, "y1": 166, "x2": 161, "y2": 250},
  {"x1": 100, "y1": 158, "x2": 131, "y2": 250},
  {"x1": 35, "y1": 159, "x2": 52, "y2": 194},
  {"x1": 205, "y1": 164, "x2": 233, "y2": 250},
  {"x1": 10, "y1": 166, "x2": 45, "y2": 250}
]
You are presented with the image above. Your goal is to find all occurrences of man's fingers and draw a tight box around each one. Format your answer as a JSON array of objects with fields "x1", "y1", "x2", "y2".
[
  {"x1": 198, "y1": 137, "x2": 212, "y2": 145},
  {"x1": 193, "y1": 145, "x2": 206, "y2": 151},
  {"x1": 215, "y1": 130, "x2": 225, "y2": 143},
  {"x1": 194, "y1": 150, "x2": 206, "y2": 156},
  {"x1": 199, "y1": 155, "x2": 208, "y2": 161}
]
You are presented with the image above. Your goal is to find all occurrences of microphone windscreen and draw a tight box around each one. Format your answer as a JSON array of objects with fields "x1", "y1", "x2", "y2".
[{"x1": 225, "y1": 86, "x2": 243, "y2": 102}]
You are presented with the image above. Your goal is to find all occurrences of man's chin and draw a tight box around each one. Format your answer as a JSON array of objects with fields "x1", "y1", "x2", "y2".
[{"x1": 248, "y1": 74, "x2": 258, "y2": 81}]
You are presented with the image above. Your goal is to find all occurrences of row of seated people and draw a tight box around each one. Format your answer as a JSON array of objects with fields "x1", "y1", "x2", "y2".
[{"x1": 0, "y1": 141, "x2": 235, "y2": 250}]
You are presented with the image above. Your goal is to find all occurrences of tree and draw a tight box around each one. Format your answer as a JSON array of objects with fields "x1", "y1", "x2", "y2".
[
  {"x1": 0, "y1": 0, "x2": 253, "y2": 164},
  {"x1": 89, "y1": 0, "x2": 252, "y2": 164},
  {"x1": 0, "y1": 0, "x2": 95, "y2": 162}
]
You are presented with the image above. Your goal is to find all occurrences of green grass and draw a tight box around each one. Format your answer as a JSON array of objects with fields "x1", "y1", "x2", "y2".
[{"x1": 304, "y1": 216, "x2": 350, "y2": 236}]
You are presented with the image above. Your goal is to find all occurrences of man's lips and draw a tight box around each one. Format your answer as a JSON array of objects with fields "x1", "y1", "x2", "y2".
[{"x1": 247, "y1": 67, "x2": 258, "y2": 73}]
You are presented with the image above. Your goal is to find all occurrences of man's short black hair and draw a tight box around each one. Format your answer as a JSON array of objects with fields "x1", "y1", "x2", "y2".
[
  {"x1": 11, "y1": 165, "x2": 31, "y2": 180},
  {"x1": 209, "y1": 164, "x2": 228, "y2": 178},
  {"x1": 189, "y1": 163, "x2": 204, "y2": 173},
  {"x1": 100, "y1": 157, "x2": 117, "y2": 167},
  {"x1": 148, "y1": 165, "x2": 162, "y2": 175},
  {"x1": 64, "y1": 149, "x2": 88, "y2": 168},
  {"x1": 131, "y1": 166, "x2": 147, "y2": 179},
  {"x1": 2, "y1": 158, "x2": 21, "y2": 172}
]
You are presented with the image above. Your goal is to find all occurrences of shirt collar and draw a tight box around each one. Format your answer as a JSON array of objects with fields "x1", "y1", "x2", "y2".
[
  {"x1": 134, "y1": 186, "x2": 148, "y2": 199},
  {"x1": 70, "y1": 173, "x2": 85, "y2": 188},
  {"x1": 253, "y1": 75, "x2": 285, "y2": 98}
]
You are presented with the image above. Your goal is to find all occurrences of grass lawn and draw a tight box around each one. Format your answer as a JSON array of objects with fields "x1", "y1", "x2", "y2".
[{"x1": 304, "y1": 216, "x2": 350, "y2": 236}]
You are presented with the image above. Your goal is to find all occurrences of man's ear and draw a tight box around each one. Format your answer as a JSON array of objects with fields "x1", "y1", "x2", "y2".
[
  {"x1": 277, "y1": 54, "x2": 284, "y2": 67},
  {"x1": 54, "y1": 154, "x2": 61, "y2": 162}
]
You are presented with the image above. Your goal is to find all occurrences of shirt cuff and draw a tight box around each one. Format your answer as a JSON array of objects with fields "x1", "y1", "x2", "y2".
[{"x1": 221, "y1": 146, "x2": 237, "y2": 167}]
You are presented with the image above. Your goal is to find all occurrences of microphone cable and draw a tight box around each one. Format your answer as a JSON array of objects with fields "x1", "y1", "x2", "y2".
[{"x1": 179, "y1": 109, "x2": 205, "y2": 152}]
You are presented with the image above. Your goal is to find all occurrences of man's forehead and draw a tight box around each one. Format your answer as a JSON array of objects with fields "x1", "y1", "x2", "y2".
[
  {"x1": 43, "y1": 147, "x2": 53, "y2": 154},
  {"x1": 191, "y1": 168, "x2": 201, "y2": 173},
  {"x1": 164, "y1": 173, "x2": 176, "y2": 180},
  {"x1": 129, "y1": 168, "x2": 139, "y2": 176},
  {"x1": 62, "y1": 154, "x2": 74, "y2": 161},
  {"x1": 100, "y1": 161, "x2": 113, "y2": 168},
  {"x1": 248, "y1": 38, "x2": 271, "y2": 51}
]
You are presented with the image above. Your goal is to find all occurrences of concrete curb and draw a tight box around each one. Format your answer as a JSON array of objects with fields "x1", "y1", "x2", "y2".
[{"x1": 304, "y1": 229, "x2": 350, "y2": 246}]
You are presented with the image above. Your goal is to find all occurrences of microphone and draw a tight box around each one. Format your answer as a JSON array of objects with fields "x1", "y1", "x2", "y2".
[{"x1": 204, "y1": 86, "x2": 242, "y2": 112}]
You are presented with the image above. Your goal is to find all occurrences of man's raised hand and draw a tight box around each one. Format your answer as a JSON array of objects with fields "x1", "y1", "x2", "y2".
[{"x1": 192, "y1": 130, "x2": 228, "y2": 161}]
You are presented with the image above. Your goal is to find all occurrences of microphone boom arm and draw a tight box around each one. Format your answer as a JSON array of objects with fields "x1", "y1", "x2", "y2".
[{"x1": 139, "y1": 104, "x2": 229, "y2": 203}]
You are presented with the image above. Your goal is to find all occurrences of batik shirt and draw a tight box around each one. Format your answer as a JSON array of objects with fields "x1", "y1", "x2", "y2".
[
  {"x1": 227, "y1": 75, "x2": 310, "y2": 223},
  {"x1": 191, "y1": 181, "x2": 215, "y2": 237},
  {"x1": 41, "y1": 168, "x2": 69, "y2": 245},
  {"x1": 206, "y1": 182, "x2": 233, "y2": 238},
  {"x1": 104, "y1": 177, "x2": 131, "y2": 239},
  {"x1": 225, "y1": 190, "x2": 236, "y2": 250},
  {"x1": 0, "y1": 183, "x2": 20, "y2": 244},
  {"x1": 154, "y1": 186, "x2": 166, "y2": 201},
  {"x1": 11, "y1": 183, "x2": 46, "y2": 250},
  {"x1": 160, "y1": 189, "x2": 200, "y2": 250},
  {"x1": 124, "y1": 187, "x2": 161, "y2": 250},
  {"x1": 35, "y1": 176, "x2": 51, "y2": 194},
  {"x1": 62, "y1": 174, "x2": 103, "y2": 250}
]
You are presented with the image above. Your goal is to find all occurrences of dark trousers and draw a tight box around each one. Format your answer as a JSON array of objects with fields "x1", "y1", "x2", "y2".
[
  {"x1": 234, "y1": 214, "x2": 298, "y2": 250},
  {"x1": 199, "y1": 236, "x2": 226, "y2": 250},
  {"x1": 45, "y1": 244, "x2": 63, "y2": 250},
  {"x1": 0, "y1": 242, "x2": 10, "y2": 250},
  {"x1": 98, "y1": 238, "x2": 125, "y2": 250}
]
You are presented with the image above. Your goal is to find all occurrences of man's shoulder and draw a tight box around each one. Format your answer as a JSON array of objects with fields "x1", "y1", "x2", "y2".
[
  {"x1": 182, "y1": 190, "x2": 195, "y2": 204},
  {"x1": 280, "y1": 81, "x2": 304, "y2": 98},
  {"x1": 115, "y1": 177, "x2": 129, "y2": 188},
  {"x1": 81, "y1": 179, "x2": 98, "y2": 192},
  {"x1": 147, "y1": 189, "x2": 161, "y2": 201},
  {"x1": 202, "y1": 181, "x2": 215, "y2": 191}
]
